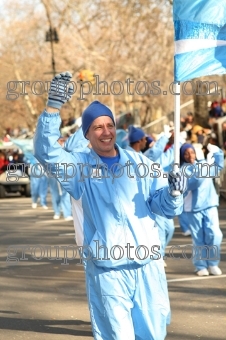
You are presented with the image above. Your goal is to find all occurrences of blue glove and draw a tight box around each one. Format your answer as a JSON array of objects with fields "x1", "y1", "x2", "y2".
[
  {"x1": 168, "y1": 171, "x2": 187, "y2": 196},
  {"x1": 47, "y1": 71, "x2": 74, "y2": 110}
]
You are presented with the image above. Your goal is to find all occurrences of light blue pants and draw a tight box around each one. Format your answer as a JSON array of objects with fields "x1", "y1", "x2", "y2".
[
  {"x1": 178, "y1": 212, "x2": 190, "y2": 233},
  {"x1": 30, "y1": 175, "x2": 48, "y2": 206},
  {"x1": 186, "y1": 207, "x2": 223, "y2": 271},
  {"x1": 48, "y1": 177, "x2": 61, "y2": 215},
  {"x1": 155, "y1": 216, "x2": 175, "y2": 257},
  {"x1": 60, "y1": 186, "x2": 72, "y2": 218},
  {"x1": 85, "y1": 260, "x2": 170, "y2": 340},
  {"x1": 48, "y1": 177, "x2": 72, "y2": 218}
]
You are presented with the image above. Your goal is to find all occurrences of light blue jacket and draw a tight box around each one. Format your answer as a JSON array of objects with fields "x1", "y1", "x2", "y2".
[
  {"x1": 34, "y1": 111, "x2": 183, "y2": 268},
  {"x1": 64, "y1": 126, "x2": 90, "y2": 153},
  {"x1": 127, "y1": 135, "x2": 170, "y2": 166},
  {"x1": 144, "y1": 135, "x2": 169, "y2": 162},
  {"x1": 145, "y1": 143, "x2": 175, "y2": 172},
  {"x1": 182, "y1": 150, "x2": 224, "y2": 212},
  {"x1": 116, "y1": 129, "x2": 128, "y2": 149}
]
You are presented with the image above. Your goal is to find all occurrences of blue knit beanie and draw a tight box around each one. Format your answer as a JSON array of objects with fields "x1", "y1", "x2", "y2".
[
  {"x1": 146, "y1": 136, "x2": 153, "y2": 144},
  {"x1": 212, "y1": 105, "x2": 223, "y2": 118},
  {"x1": 180, "y1": 143, "x2": 195, "y2": 163},
  {"x1": 128, "y1": 125, "x2": 145, "y2": 143},
  {"x1": 82, "y1": 101, "x2": 115, "y2": 137}
]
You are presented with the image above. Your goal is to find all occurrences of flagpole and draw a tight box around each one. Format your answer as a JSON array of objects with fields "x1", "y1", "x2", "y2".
[
  {"x1": 174, "y1": 81, "x2": 180, "y2": 169},
  {"x1": 171, "y1": 81, "x2": 181, "y2": 196}
]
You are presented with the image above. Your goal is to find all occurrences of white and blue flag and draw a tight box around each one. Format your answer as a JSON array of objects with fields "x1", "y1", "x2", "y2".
[{"x1": 174, "y1": 0, "x2": 226, "y2": 81}]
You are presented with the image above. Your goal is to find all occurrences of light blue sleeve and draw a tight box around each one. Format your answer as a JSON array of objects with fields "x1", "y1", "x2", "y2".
[
  {"x1": 147, "y1": 186, "x2": 183, "y2": 219},
  {"x1": 182, "y1": 162, "x2": 207, "y2": 191},
  {"x1": 157, "y1": 145, "x2": 175, "y2": 170},
  {"x1": 64, "y1": 127, "x2": 90, "y2": 152},
  {"x1": 212, "y1": 149, "x2": 224, "y2": 171},
  {"x1": 182, "y1": 150, "x2": 224, "y2": 191},
  {"x1": 144, "y1": 135, "x2": 169, "y2": 162},
  {"x1": 116, "y1": 129, "x2": 129, "y2": 149},
  {"x1": 33, "y1": 110, "x2": 84, "y2": 199}
]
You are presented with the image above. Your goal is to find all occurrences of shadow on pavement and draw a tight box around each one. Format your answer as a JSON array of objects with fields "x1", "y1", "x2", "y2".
[{"x1": 0, "y1": 316, "x2": 93, "y2": 337}]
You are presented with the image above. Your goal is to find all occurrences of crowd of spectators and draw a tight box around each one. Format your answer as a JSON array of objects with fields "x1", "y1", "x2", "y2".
[
  {"x1": 0, "y1": 126, "x2": 32, "y2": 175},
  {"x1": 1, "y1": 99, "x2": 226, "y2": 176}
]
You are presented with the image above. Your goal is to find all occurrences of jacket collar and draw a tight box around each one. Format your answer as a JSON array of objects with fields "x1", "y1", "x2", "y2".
[{"x1": 88, "y1": 144, "x2": 131, "y2": 169}]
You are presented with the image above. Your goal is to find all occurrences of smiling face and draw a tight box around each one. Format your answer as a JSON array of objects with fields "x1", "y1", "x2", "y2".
[
  {"x1": 183, "y1": 147, "x2": 196, "y2": 164},
  {"x1": 86, "y1": 116, "x2": 116, "y2": 157}
]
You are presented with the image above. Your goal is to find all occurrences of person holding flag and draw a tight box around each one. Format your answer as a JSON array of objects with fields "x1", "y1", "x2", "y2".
[{"x1": 34, "y1": 71, "x2": 187, "y2": 340}]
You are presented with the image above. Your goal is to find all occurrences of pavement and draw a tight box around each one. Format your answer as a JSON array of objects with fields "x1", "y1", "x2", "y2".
[{"x1": 0, "y1": 195, "x2": 226, "y2": 340}]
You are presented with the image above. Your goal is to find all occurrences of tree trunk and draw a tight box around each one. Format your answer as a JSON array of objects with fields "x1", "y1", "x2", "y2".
[{"x1": 193, "y1": 81, "x2": 209, "y2": 127}]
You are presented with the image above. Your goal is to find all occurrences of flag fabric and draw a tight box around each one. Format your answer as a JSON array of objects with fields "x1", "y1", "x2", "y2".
[{"x1": 174, "y1": 0, "x2": 226, "y2": 82}]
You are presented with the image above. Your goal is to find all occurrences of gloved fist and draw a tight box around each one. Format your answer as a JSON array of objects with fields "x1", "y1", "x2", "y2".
[
  {"x1": 168, "y1": 171, "x2": 187, "y2": 196},
  {"x1": 164, "y1": 125, "x2": 172, "y2": 139},
  {"x1": 193, "y1": 144, "x2": 205, "y2": 161},
  {"x1": 179, "y1": 130, "x2": 187, "y2": 144},
  {"x1": 207, "y1": 143, "x2": 220, "y2": 154},
  {"x1": 47, "y1": 71, "x2": 74, "y2": 110}
]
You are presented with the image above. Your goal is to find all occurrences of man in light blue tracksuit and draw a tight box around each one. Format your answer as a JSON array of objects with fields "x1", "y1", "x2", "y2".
[
  {"x1": 30, "y1": 165, "x2": 48, "y2": 209},
  {"x1": 127, "y1": 126, "x2": 176, "y2": 263},
  {"x1": 48, "y1": 176, "x2": 73, "y2": 219},
  {"x1": 144, "y1": 134, "x2": 171, "y2": 163},
  {"x1": 34, "y1": 72, "x2": 186, "y2": 340},
  {"x1": 180, "y1": 143, "x2": 224, "y2": 276},
  {"x1": 126, "y1": 125, "x2": 172, "y2": 162},
  {"x1": 11, "y1": 139, "x2": 48, "y2": 209}
]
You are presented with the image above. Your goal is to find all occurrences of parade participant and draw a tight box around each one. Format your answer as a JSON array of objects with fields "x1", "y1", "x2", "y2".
[
  {"x1": 128, "y1": 125, "x2": 172, "y2": 160},
  {"x1": 180, "y1": 143, "x2": 224, "y2": 276},
  {"x1": 126, "y1": 125, "x2": 146, "y2": 152},
  {"x1": 48, "y1": 176, "x2": 73, "y2": 220},
  {"x1": 48, "y1": 136, "x2": 73, "y2": 221},
  {"x1": 178, "y1": 212, "x2": 191, "y2": 236},
  {"x1": 34, "y1": 71, "x2": 186, "y2": 340},
  {"x1": 11, "y1": 139, "x2": 48, "y2": 209},
  {"x1": 127, "y1": 125, "x2": 175, "y2": 265}
]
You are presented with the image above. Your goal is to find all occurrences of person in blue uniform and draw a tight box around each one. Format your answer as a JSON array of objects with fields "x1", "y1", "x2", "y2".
[
  {"x1": 34, "y1": 71, "x2": 186, "y2": 340},
  {"x1": 11, "y1": 139, "x2": 48, "y2": 209},
  {"x1": 180, "y1": 143, "x2": 224, "y2": 276},
  {"x1": 127, "y1": 125, "x2": 176, "y2": 265}
]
